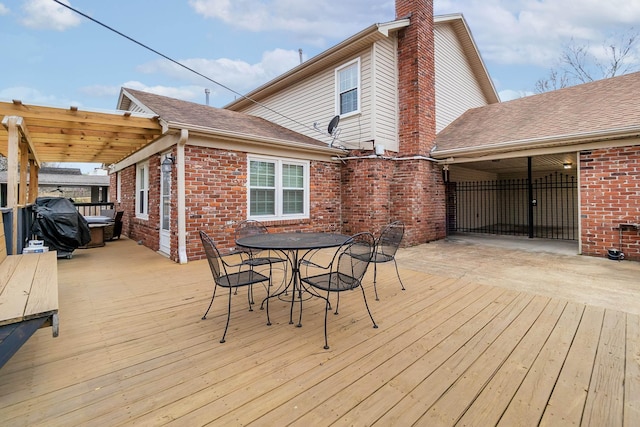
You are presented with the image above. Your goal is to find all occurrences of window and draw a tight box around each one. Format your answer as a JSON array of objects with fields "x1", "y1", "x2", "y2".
[
  {"x1": 248, "y1": 157, "x2": 309, "y2": 220},
  {"x1": 336, "y1": 58, "x2": 360, "y2": 116},
  {"x1": 135, "y1": 161, "x2": 149, "y2": 219}
]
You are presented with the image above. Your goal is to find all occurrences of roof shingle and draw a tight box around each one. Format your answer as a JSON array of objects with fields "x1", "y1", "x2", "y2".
[
  {"x1": 123, "y1": 88, "x2": 328, "y2": 148},
  {"x1": 433, "y1": 71, "x2": 640, "y2": 155}
]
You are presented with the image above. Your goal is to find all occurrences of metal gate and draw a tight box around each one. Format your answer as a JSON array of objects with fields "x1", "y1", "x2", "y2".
[{"x1": 446, "y1": 172, "x2": 577, "y2": 240}]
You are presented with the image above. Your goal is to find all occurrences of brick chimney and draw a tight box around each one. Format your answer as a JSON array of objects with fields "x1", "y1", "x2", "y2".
[
  {"x1": 396, "y1": 0, "x2": 436, "y2": 155},
  {"x1": 341, "y1": 0, "x2": 445, "y2": 245},
  {"x1": 391, "y1": 0, "x2": 445, "y2": 244}
]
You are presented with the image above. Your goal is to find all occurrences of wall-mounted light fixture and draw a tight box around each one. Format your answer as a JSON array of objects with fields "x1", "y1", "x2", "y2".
[
  {"x1": 563, "y1": 162, "x2": 572, "y2": 169},
  {"x1": 161, "y1": 155, "x2": 175, "y2": 173},
  {"x1": 442, "y1": 164, "x2": 450, "y2": 183}
]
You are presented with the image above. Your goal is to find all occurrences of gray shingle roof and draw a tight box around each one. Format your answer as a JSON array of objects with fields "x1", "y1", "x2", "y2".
[
  {"x1": 433, "y1": 71, "x2": 640, "y2": 156},
  {"x1": 123, "y1": 88, "x2": 328, "y2": 148}
]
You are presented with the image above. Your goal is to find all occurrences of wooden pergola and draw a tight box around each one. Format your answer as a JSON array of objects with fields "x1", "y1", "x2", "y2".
[{"x1": 0, "y1": 100, "x2": 163, "y2": 253}]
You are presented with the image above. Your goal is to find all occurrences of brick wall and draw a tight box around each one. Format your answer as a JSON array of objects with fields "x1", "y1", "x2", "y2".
[
  {"x1": 109, "y1": 155, "x2": 162, "y2": 252},
  {"x1": 341, "y1": 155, "x2": 394, "y2": 236},
  {"x1": 391, "y1": 159, "x2": 446, "y2": 243},
  {"x1": 112, "y1": 147, "x2": 342, "y2": 262},
  {"x1": 182, "y1": 146, "x2": 343, "y2": 261},
  {"x1": 580, "y1": 145, "x2": 640, "y2": 260}
]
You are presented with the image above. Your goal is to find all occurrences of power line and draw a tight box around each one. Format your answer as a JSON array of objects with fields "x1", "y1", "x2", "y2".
[{"x1": 51, "y1": 0, "x2": 334, "y2": 141}]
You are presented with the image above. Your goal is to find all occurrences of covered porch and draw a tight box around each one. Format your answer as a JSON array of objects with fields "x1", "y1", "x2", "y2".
[{"x1": 1, "y1": 237, "x2": 638, "y2": 426}]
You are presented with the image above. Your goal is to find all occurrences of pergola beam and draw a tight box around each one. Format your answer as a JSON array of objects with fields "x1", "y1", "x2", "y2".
[{"x1": 0, "y1": 101, "x2": 162, "y2": 165}]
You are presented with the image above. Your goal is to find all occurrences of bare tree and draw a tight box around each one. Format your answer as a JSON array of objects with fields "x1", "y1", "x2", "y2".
[{"x1": 535, "y1": 28, "x2": 639, "y2": 93}]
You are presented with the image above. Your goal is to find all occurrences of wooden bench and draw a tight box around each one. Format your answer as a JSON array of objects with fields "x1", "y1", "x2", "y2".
[{"x1": 0, "y1": 214, "x2": 58, "y2": 369}]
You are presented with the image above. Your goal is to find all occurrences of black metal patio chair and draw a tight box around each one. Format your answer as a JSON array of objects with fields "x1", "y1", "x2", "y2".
[
  {"x1": 234, "y1": 220, "x2": 288, "y2": 299},
  {"x1": 199, "y1": 230, "x2": 272, "y2": 343},
  {"x1": 364, "y1": 221, "x2": 406, "y2": 300},
  {"x1": 299, "y1": 232, "x2": 378, "y2": 349}
]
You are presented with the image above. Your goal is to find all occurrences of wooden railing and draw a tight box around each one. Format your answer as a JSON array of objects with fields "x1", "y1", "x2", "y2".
[{"x1": 73, "y1": 202, "x2": 115, "y2": 217}]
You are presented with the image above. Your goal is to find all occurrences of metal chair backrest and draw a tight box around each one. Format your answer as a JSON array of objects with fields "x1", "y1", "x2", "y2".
[
  {"x1": 235, "y1": 220, "x2": 269, "y2": 254},
  {"x1": 377, "y1": 221, "x2": 404, "y2": 258},
  {"x1": 336, "y1": 232, "x2": 375, "y2": 286},
  {"x1": 199, "y1": 230, "x2": 223, "y2": 281}
]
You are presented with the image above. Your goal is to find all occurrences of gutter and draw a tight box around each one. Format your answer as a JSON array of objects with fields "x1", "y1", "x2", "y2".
[
  {"x1": 177, "y1": 129, "x2": 188, "y2": 264},
  {"x1": 167, "y1": 121, "x2": 345, "y2": 156},
  {"x1": 332, "y1": 154, "x2": 440, "y2": 162}
]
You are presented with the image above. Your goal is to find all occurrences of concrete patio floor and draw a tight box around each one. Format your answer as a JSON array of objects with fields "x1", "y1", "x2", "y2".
[{"x1": 396, "y1": 233, "x2": 640, "y2": 316}]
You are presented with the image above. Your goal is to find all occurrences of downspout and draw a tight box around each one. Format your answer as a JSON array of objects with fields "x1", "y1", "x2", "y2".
[{"x1": 177, "y1": 129, "x2": 188, "y2": 264}]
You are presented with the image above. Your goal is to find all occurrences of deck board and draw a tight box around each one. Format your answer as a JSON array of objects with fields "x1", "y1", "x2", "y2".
[{"x1": 0, "y1": 238, "x2": 638, "y2": 426}]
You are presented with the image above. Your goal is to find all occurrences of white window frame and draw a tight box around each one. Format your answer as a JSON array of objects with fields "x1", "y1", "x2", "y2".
[
  {"x1": 247, "y1": 156, "x2": 310, "y2": 221},
  {"x1": 335, "y1": 58, "x2": 361, "y2": 118},
  {"x1": 135, "y1": 161, "x2": 149, "y2": 220}
]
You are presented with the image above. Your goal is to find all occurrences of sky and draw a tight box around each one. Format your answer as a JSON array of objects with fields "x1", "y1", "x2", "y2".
[{"x1": 1, "y1": 0, "x2": 640, "y2": 171}]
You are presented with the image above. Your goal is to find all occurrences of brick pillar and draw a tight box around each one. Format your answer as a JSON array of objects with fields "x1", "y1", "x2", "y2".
[{"x1": 341, "y1": 155, "x2": 394, "y2": 236}]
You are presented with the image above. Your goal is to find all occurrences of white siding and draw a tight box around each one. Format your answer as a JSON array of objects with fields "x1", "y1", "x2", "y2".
[
  {"x1": 435, "y1": 24, "x2": 489, "y2": 133},
  {"x1": 371, "y1": 37, "x2": 399, "y2": 152},
  {"x1": 241, "y1": 49, "x2": 377, "y2": 150}
]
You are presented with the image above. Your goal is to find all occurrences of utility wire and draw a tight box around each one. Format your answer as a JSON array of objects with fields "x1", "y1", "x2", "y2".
[{"x1": 51, "y1": 0, "x2": 345, "y2": 144}]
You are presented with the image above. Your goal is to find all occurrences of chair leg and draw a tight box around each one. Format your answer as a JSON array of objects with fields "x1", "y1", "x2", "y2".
[
  {"x1": 220, "y1": 288, "x2": 233, "y2": 343},
  {"x1": 322, "y1": 296, "x2": 331, "y2": 350},
  {"x1": 359, "y1": 286, "x2": 378, "y2": 329},
  {"x1": 202, "y1": 284, "x2": 218, "y2": 320},
  {"x1": 265, "y1": 265, "x2": 273, "y2": 326},
  {"x1": 373, "y1": 262, "x2": 380, "y2": 301},
  {"x1": 393, "y1": 259, "x2": 406, "y2": 291},
  {"x1": 246, "y1": 285, "x2": 254, "y2": 312}
]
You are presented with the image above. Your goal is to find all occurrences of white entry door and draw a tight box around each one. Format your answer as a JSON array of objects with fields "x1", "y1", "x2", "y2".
[{"x1": 159, "y1": 154, "x2": 171, "y2": 254}]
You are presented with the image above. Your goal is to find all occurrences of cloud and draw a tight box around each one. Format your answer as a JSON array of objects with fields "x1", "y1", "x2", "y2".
[
  {"x1": 435, "y1": 0, "x2": 640, "y2": 67},
  {"x1": 188, "y1": 0, "x2": 394, "y2": 46},
  {"x1": 20, "y1": 0, "x2": 81, "y2": 31},
  {"x1": 136, "y1": 48, "x2": 302, "y2": 97},
  {"x1": 0, "y1": 86, "x2": 82, "y2": 107},
  {"x1": 0, "y1": 3, "x2": 9, "y2": 15},
  {"x1": 498, "y1": 89, "x2": 534, "y2": 102}
]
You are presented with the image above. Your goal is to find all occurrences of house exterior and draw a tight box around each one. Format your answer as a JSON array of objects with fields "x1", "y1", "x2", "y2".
[
  {"x1": 113, "y1": 88, "x2": 344, "y2": 263},
  {"x1": 432, "y1": 71, "x2": 640, "y2": 261},
  {"x1": 111, "y1": 0, "x2": 499, "y2": 263}
]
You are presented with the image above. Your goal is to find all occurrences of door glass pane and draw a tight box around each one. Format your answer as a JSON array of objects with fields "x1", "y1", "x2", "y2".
[{"x1": 161, "y1": 168, "x2": 170, "y2": 230}]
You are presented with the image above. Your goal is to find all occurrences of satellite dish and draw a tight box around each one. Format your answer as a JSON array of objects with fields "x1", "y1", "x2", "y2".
[
  {"x1": 327, "y1": 115, "x2": 340, "y2": 135},
  {"x1": 312, "y1": 115, "x2": 342, "y2": 148}
]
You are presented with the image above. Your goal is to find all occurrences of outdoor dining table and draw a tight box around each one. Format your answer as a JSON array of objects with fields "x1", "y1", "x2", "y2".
[{"x1": 235, "y1": 231, "x2": 351, "y2": 327}]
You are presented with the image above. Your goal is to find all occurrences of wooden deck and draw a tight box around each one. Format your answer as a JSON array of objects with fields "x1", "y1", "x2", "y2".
[{"x1": 0, "y1": 238, "x2": 638, "y2": 426}]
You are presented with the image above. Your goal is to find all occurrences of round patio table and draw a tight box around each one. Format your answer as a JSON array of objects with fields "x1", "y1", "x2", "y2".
[{"x1": 236, "y1": 232, "x2": 351, "y2": 327}]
